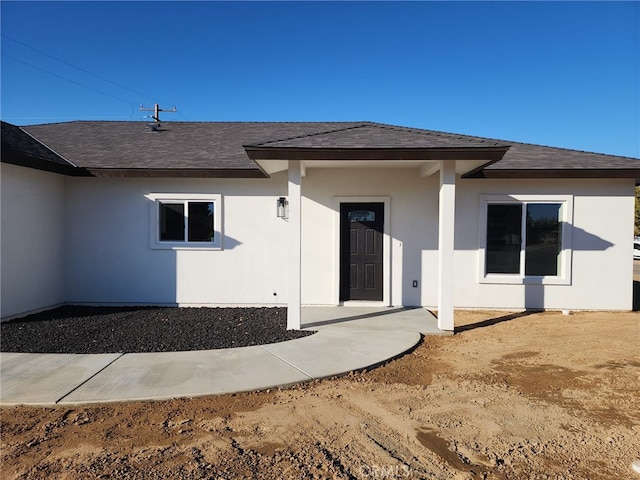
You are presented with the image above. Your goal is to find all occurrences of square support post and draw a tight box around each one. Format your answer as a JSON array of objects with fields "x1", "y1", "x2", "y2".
[
  {"x1": 438, "y1": 160, "x2": 456, "y2": 331},
  {"x1": 287, "y1": 160, "x2": 302, "y2": 330}
]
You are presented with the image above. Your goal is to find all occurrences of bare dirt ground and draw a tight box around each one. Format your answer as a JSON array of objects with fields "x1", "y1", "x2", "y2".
[{"x1": 2, "y1": 309, "x2": 639, "y2": 479}]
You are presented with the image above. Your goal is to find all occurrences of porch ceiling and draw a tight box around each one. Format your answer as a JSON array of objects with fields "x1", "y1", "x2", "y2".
[{"x1": 254, "y1": 158, "x2": 492, "y2": 177}]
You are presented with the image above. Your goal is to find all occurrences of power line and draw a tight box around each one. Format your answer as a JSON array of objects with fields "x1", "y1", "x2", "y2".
[
  {"x1": 2, "y1": 34, "x2": 171, "y2": 106},
  {"x1": 2, "y1": 53, "x2": 138, "y2": 107}
]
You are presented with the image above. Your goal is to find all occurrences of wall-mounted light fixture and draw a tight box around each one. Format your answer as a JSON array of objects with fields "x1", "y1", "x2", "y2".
[{"x1": 277, "y1": 197, "x2": 288, "y2": 219}]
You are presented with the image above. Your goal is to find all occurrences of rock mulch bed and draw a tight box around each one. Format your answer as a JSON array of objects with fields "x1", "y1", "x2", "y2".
[{"x1": 1, "y1": 306, "x2": 314, "y2": 354}]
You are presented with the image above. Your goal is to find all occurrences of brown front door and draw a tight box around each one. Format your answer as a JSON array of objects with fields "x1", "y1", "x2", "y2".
[{"x1": 340, "y1": 202, "x2": 384, "y2": 301}]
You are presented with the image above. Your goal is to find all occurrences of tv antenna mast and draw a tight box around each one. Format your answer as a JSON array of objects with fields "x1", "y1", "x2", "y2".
[{"x1": 139, "y1": 103, "x2": 177, "y2": 122}]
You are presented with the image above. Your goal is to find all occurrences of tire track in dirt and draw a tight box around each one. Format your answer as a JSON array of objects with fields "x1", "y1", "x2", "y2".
[{"x1": 2, "y1": 311, "x2": 639, "y2": 479}]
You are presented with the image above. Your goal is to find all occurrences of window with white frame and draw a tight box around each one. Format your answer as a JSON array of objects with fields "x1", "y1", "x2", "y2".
[
  {"x1": 148, "y1": 194, "x2": 222, "y2": 249},
  {"x1": 479, "y1": 195, "x2": 572, "y2": 284}
]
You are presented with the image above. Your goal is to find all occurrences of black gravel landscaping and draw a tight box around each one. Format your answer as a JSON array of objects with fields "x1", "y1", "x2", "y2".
[{"x1": 1, "y1": 306, "x2": 314, "y2": 354}]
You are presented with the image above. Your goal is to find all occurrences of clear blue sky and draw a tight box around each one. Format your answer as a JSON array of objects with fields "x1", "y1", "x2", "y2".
[{"x1": 1, "y1": 1, "x2": 638, "y2": 157}]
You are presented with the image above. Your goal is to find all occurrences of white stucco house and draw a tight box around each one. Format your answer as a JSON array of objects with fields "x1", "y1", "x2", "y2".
[{"x1": 1, "y1": 120, "x2": 638, "y2": 330}]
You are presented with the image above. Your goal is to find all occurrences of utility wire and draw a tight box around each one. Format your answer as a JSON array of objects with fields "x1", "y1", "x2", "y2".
[
  {"x1": 2, "y1": 34, "x2": 172, "y2": 106},
  {"x1": 2, "y1": 53, "x2": 138, "y2": 107}
]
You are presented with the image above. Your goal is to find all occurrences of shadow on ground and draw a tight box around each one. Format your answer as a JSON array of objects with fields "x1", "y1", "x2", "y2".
[
  {"x1": 458, "y1": 281, "x2": 640, "y2": 331},
  {"x1": 455, "y1": 310, "x2": 539, "y2": 333},
  {"x1": 302, "y1": 307, "x2": 420, "y2": 329}
]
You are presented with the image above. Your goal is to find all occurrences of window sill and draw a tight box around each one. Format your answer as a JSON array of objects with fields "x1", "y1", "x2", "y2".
[
  {"x1": 151, "y1": 243, "x2": 222, "y2": 251},
  {"x1": 480, "y1": 275, "x2": 571, "y2": 286}
]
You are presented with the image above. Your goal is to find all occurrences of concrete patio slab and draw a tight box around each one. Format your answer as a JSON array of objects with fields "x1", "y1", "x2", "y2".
[
  {"x1": 59, "y1": 345, "x2": 312, "y2": 404},
  {"x1": 1, "y1": 307, "x2": 445, "y2": 405},
  {"x1": 0, "y1": 352, "x2": 122, "y2": 405},
  {"x1": 301, "y1": 306, "x2": 445, "y2": 335},
  {"x1": 262, "y1": 328, "x2": 421, "y2": 379}
]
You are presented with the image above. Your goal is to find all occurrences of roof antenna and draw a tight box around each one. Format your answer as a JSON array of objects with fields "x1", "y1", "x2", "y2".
[{"x1": 139, "y1": 103, "x2": 177, "y2": 131}]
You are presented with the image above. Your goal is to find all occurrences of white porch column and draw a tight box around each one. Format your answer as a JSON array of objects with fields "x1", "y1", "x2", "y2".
[
  {"x1": 287, "y1": 160, "x2": 302, "y2": 330},
  {"x1": 438, "y1": 160, "x2": 456, "y2": 331}
]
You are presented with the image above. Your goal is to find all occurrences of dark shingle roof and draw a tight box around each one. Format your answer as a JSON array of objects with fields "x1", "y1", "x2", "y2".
[
  {"x1": 1, "y1": 121, "x2": 77, "y2": 175},
  {"x1": 462, "y1": 136, "x2": 640, "y2": 178},
  {"x1": 491, "y1": 142, "x2": 639, "y2": 171},
  {"x1": 247, "y1": 123, "x2": 507, "y2": 149},
  {"x1": 22, "y1": 121, "x2": 368, "y2": 175},
  {"x1": 4, "y1": 120, "x2": 637, "y2": 179}
]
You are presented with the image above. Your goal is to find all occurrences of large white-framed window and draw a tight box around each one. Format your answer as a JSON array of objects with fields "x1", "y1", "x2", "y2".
[
  {"x1": 147, "y1": 193, "x2": 222, "y2": 250},
  {"x1": 478, "y1": 195, "x2": 573, "y2": 285}
]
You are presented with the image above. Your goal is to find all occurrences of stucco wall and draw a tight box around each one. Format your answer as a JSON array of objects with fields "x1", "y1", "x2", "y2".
[
  {"x1": 64, "y1": 175, "x2": 290, "y2": 306},
  {"x1": 1, "y1": 163, "x2": 66, "y2": 318},
  {"x1": 65, "y1": 168, "x2": 444, "y2": 309},
  {"x1": 301, "y1": 168, "x2": 439, "y2": 306},
  {"x1": 302, "y1": 171, "x2": 634, "y2": 310},
  {"x1": 5, "y1": 165, "x2": 633, "y2": 314},
  {"x1": 454, "y1": 178, "x2": 635, "y2": 311}
]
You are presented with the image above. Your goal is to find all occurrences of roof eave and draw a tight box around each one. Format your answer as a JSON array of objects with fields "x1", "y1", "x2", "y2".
[
  {"x1": 85, "y1": 168, "x2": 268, "y2": 178},
  {"x1": 1, "y1": 149, "x2": 82, "y2": 176},
  {"x1": 463, "y1": 168, "x2": 640, "y2": 181},
  {"x1": 244, "y1": 146, "x2": 509, "y2": 162}
]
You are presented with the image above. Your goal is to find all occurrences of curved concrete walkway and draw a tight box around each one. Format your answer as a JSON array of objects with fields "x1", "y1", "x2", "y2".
[{"x1": 0, "y1": 307, "x2": 446, "y2": 405}]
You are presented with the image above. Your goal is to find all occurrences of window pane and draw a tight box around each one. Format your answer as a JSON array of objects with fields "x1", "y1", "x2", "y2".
[
  {"x1": 160, "y1": 203, "x2": 184, "y2": 241},
  {"x1": 486, "y1": 204, "x2": 522, "y2": 274},
  {"x1": 188, "y1": 202, "x2": 214, "y2": 242},
  {"x1": 349, "y1": 210, "x2": 375, "y2": 222},
  {"x1": 525, "y1": 204, "x2": 562, "y2": 276}
]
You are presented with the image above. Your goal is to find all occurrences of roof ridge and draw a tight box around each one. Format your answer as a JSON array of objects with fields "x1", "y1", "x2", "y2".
[
  {"x1": 363, "y1": 122, "x2": 508, "y2": 147},
  {"x1": 247, "y1": 123, "x2": 372, "y2": 147},
  {"x1": 502, "y1": 136, "x2": 640, "y2": 161},
  {"x1": 19, "y1": 120, "x2": 638, "y2": 160},
  {"x1": 247, "y1": 121, "x2": 508, "y2": 148},
  {"x1": 369, "y1": 122, "x2": 639, "y2": 160},
  {"x1": 21, "y1": 120, "x2": 371, "y2": 127},
  {"x1": 16, "y1": 125, "x2": 79, "y2": 168},
  {"x1": 367, "y1": 123, "x2": 638, "y2": 158}
]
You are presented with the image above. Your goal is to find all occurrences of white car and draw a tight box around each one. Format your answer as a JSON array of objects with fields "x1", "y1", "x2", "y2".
[{"x1": 635, "y1": 237, "x2": 640, "y2": 259}]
